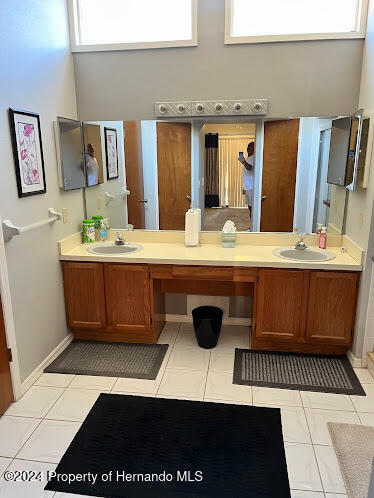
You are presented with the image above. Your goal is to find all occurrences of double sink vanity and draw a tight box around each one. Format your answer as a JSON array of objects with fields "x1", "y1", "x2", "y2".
[{"x1": 59, "y1": 230, "x2": 362, "y2": 356}]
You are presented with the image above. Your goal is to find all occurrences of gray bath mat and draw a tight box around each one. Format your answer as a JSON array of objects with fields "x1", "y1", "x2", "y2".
[
  {"x1": 328, "y1": 422, "x2": 374, "y2": 498},
  {"x1": 233, "y1": 349, "x2": 365, "y2": 395},
  {"x1": 44, "y1": 341, "x2": 168, "y2": 380}
]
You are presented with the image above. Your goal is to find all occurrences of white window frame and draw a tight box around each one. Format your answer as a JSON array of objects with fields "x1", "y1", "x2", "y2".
[
  {"x1": 68, "y1": 0, "x2": 198, "y2": 52},
  {"x1": 225, "y1": 0, "x2": 368, "y2": 45}
]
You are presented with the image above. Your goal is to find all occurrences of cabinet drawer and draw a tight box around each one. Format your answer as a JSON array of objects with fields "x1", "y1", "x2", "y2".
[
  {"x1": 233, "y1": 267, "x2": 258, "y2": 282},
  {"x1": 171, "y1": 265, "x2": 234, "y2": 280}
]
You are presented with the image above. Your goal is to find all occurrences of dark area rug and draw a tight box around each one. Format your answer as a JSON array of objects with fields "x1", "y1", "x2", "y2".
[
  {"x1": 44, "y1": 340, "x2": 168, "y2": 380},
  {"x1": 234, "y1": 349, "x2": 365, "y2": 395},
  {"x1": 45, "y1": 393, "x2": 290, "y2": 497}
]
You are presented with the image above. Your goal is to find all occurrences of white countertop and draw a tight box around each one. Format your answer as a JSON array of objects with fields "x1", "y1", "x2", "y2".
[{"x1": 59, "y1": 238, "x2": 362, "y2": 271}]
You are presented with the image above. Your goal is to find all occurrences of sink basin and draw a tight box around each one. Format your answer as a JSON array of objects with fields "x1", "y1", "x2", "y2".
[
  {"x1": 273, "y1": 246, "x2": 336, "y2": 262},
  {"x1": 87, "y1": 242, "x2": 142, "y2": 255}
]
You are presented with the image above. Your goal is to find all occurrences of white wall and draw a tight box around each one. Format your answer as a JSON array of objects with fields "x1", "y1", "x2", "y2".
[
  {"x1": 294, "y1": 118, "x2": 315, "y2": 233},
  {"x1": 191, "y1": 121, "x2": 203, "y2": 210},
  {"x1": 85, "y1": 121, "x2": 128, "y2": 229},
  {"x1": 294, "y1": 118, "x2": 333, "y2": 233},
  {"x1": 345, "y1": 0, "x2": 374, "y2": 359},
  {"x1": 0, "y1": 0, "x2": 85, "y2": 382},
  {"x1": 141, "y1": 121, "x2": 159, "y2": 230},
  {"x1": 73, "y1": 0, "x2": 363, "y2": 122}
]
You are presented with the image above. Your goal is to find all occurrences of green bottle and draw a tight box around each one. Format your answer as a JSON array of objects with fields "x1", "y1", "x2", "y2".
[{"x1": 82, "y1": 220, "x2": 95, "y2": 243}]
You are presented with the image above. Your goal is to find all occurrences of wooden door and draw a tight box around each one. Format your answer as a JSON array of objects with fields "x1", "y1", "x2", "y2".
[
  {"x1": 62, "y1": 262, "x2": 106, "y2": 329},
  {"x1": 256, "y1": 269, "x2": 310, "y2": 341},
  {"x1": 123, "y1": 121, "x2": 145, "y2": 229},
  {"x1": 0, "y1": 295, "x2": 13, "y2": 415},
  {"x1": 104, "y1": 264, "x2": 151, "y2": 331},
  {"x1": 306, "y1": 271, "x2": 359, "y2": 345},
  {"x1": 157, "y1": 122, "x2": 191, "y2": 230},
  {"x1": 261, "y1": 120, "x2": 300, "y2": 232}
]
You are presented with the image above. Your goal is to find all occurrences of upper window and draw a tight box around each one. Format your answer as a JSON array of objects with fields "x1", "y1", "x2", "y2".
[
  {"x1": 68, "y1": 0, "x2": 197, "y2": 52},
  {"x1": 225, "y1": 0, "x2": 368, "y2": 44}
]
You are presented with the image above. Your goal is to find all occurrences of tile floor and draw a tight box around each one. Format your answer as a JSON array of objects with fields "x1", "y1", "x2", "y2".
[{"x1": 0, "y1": 322, "x2": 373, "y2": 497}]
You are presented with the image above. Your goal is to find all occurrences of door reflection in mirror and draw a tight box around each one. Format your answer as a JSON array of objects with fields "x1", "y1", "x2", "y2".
[{"x1": 81, "y1": 115, "x2": 363, "y2": 235}]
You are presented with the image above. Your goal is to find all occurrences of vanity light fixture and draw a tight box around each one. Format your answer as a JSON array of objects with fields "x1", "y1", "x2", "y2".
[{"x1": 155, "y1": 99, "x2": 268, "y2": 117}]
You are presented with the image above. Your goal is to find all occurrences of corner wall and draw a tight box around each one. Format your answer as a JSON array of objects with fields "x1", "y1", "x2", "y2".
[
  {"x1": 0, "y1": 0, "x2": 85, "y2": 382},
  {"x1": 345, "y1": 0, "x2": 374, "y2": 360}
]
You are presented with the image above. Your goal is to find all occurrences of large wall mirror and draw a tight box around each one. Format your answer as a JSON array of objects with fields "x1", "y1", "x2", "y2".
[{"x1": 57, "y1": 114, "x2": 365, "y2": 234}]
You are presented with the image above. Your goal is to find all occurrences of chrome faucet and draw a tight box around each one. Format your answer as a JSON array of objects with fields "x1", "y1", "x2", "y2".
[
  {"x1": 294, "y1": 233, "x2": 308, "y2": 250},
  {"x1": 114, "y1": 232, "x2": 125, "y2": 246}
]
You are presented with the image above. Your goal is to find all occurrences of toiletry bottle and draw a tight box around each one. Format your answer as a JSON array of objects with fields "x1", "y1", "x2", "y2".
[
  {"x1": 82, "y1": 220, "x2": 95, "y2": 243},
  {"x1": 99, "y1": 220, "x2": 108, "y2": 241},
  {"x1": 92, "y1": 215, "x2": 104, "y2": 241},
  {"x1": 317, "y1": 223, "x2": 323, "y2": 234},
  {"x1": 319, "y1": 227, "x2": 327, "y2": 249}
]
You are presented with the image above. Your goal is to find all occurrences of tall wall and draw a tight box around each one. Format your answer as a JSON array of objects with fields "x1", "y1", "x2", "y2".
[
  {"x1": 0, "y1": 0, "x2": 84, "y2": 382},
  {"x1": 346, "y1": 0, "x2": 374, "y2": 359},
  {"x1": 73, "y1": 0, "x2": 364, "y2": 122}
]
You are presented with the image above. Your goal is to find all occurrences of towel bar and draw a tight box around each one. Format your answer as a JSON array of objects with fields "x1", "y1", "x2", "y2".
[
  {"x1": 2, "y1": 208, "x2": 63, "y2": 242},
  {"x1": 104, "y1": 189, "x2": 130, "y2": 205}
]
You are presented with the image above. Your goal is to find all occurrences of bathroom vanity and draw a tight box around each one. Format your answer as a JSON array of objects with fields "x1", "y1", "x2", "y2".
[{"x1": 59, "y1": 232, "x2": 362, "y2": 355}]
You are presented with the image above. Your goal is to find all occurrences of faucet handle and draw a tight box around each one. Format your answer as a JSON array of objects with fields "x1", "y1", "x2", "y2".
[{"x1": 115, "y1": 232, "x2": 125, "y2": 245}]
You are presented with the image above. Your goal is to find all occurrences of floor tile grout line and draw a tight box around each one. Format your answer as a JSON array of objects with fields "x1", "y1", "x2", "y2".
[
  {"x1": 202, "y1": 350, "x2": 212, "y2": 399},
  {"x1": 0, "y1": 456, "x2": 14, "y2": 479},
  {"x1": 11, "y1": 416, "x2": 45, "y2": 462},
  {"x1": 301, "y1": 391, "x2": 333, "y2": 494},
  {"x1": 155, "y1": 341, "x2": 175, "y2": 396},
  {"x1": 41, "y1": 385, "x2": 68, "y2": 422},
  {"x1": 10, "y1": 384, "x2": 70, "y2": 460}
]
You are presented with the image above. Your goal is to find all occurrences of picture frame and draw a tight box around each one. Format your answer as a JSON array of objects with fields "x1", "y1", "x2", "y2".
[
  {"x1": 104, "y1": 127, "x2": 119, "y2": 180},
  {"x1": 8, "y1": 108, "x2": 46, "y2": 197}
]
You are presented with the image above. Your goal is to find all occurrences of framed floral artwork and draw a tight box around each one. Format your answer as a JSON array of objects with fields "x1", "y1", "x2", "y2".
[
  {"x1": 8, "y1": 108, "x2": 46, "y2": 197},
  {"x1": 104, "y1": 127, "x2": 119, "y2": 180}
]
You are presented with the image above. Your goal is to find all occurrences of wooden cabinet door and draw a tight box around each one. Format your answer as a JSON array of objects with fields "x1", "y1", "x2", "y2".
[
  {"x1": 104, "y1": 264, "x2": 151, "y2": 331},
  {"x1": 62, "y1": 262, "x2": 106, "y2": 329},
  {"x1": 306, "y1": 271, "x2": 359, "y2": 345},
  {"x1": 256, "y1": 269, "x2": 310, "y2": 341}
]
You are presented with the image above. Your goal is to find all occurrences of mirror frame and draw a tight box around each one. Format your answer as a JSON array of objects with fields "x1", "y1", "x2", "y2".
[{"x1": 346, "y1": 108, "x2": 364, "y2": 193}]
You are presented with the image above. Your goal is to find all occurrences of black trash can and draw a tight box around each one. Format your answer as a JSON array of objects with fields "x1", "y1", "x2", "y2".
[{"x1": 192, "y1": 306, "x2": 223, "y2": 349}]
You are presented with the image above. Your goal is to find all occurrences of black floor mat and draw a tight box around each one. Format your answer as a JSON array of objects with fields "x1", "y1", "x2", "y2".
[
  {"x1": 45, "y1": 393, "x2": 290, "y2": 497},
  {"x1": 234, "y1": 349, "x2": 365, "y2": 395}
]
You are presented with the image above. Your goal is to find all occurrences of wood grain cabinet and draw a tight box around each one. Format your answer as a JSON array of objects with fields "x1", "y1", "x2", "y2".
[
  {"x1": 62, "y1": 262, "x2": 106, "y2": 329},
  {"x1": 306, "y1": 271, "x2": 359, "y2": 345},
  {"x1": 253, "y1": 268, "x2": 359, "y2": 354},
  {"x1": 62, "y1": 261, "x2": 161, "y2": 343},
  {"x1": 104, "y1": 263, "x2": 151, "y2": 332},
  {"x1": 255, "y1": 269, "x2": 309, "y2": 341},
  {"x1": 62, "y1": 261, "x2": 359, "y2": 353}
]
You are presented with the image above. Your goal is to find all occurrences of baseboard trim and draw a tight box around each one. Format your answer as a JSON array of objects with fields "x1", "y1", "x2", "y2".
[
  {"x1": 347, "y1": 350, "x2": 362, "y2": 368},
  {"x1": 20, "y1": 333, "x2": 73, "y2": 397},
  {"x1": 166, "y1": 314, "x2": 251, "y2": 326}
]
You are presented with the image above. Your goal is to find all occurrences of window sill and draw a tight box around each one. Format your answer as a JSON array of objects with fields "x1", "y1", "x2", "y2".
[
  {"x1": 225, "y1": 32, "x2": 365, "y2": 45},
  {"x1": 71, "y1": 39, "x2": 198, "y2": 53}
]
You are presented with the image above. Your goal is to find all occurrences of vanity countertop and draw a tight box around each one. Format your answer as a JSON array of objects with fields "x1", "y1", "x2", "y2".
[{"x1": 59, "y1": 232, "x2": 362, "y2": 271}]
